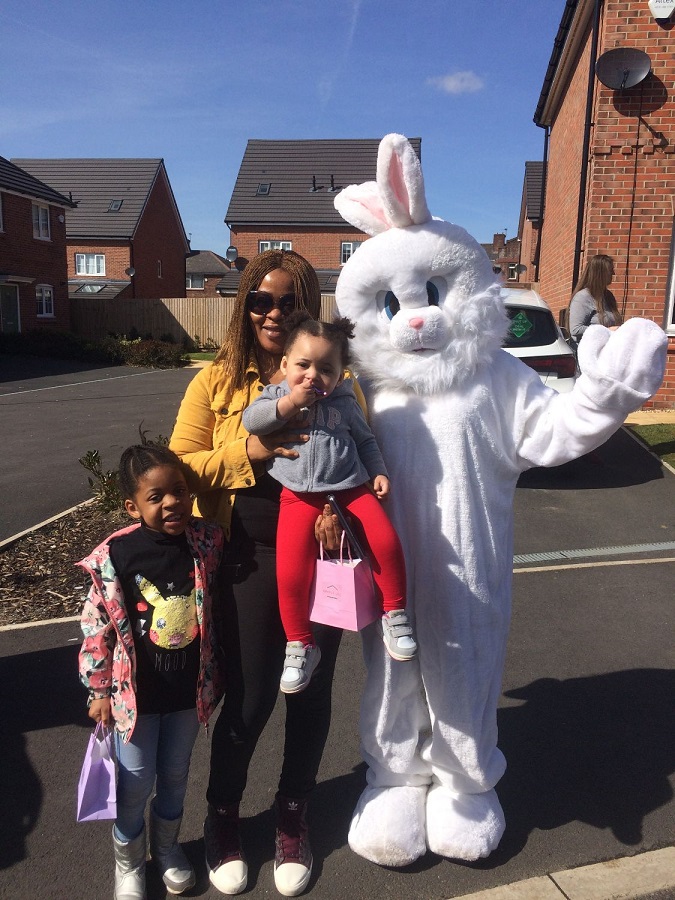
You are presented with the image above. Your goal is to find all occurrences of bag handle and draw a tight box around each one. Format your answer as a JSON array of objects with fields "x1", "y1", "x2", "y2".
[{"x1": 318, "y1": 531, "x2": 353, "y2": 565}]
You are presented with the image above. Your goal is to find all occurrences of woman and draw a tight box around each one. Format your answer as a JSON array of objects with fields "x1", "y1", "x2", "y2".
[
  {"x1": 170, "y1": 250, "x2": 353, "y2": 898},
  {"x1": 568, "y1": 254, "x2": 623, "y2": 343}
]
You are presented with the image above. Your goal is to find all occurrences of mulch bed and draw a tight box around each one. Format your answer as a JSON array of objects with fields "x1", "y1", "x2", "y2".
[{"x1": 0, "y1": 503, "x2": 128, "y2": 627}]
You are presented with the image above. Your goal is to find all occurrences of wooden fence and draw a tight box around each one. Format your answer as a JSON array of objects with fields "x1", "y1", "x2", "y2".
[{"x1": 70, "y1": 295, "x2": 338, "y2": 348}]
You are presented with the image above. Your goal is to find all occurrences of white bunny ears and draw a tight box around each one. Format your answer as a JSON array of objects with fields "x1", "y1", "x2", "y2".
[{"x1": 334, "y1": 133, "x2": 432, "y2": 235}]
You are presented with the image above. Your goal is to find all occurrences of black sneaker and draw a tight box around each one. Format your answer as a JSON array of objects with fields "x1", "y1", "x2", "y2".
[
  {"x1": 204, "y1": 804, "x2": 248, "y2": 895},
  {"x1": 274, "y1": 796, "x2": 312, "y2": 897}
]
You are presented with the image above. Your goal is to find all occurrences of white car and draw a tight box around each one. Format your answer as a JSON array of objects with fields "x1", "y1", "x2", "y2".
[{"x1": 501, "y1": 288, "x2": 577, "y2": 393}]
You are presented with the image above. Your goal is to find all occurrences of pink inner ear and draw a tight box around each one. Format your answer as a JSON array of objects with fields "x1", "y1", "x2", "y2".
[
  {"x1": 356, "y1": 190, "x2": 389, "y2": 226},
  {"x1": 388, "y1": 152, "x2": 410, "y2": 215}
]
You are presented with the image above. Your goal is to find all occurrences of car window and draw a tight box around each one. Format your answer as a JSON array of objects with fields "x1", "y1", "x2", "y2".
[{"x1": 503, "y1": 307, "x2": 559, "y2": 348}]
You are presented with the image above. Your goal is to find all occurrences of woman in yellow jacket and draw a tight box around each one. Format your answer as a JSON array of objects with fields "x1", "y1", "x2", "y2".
[{"x1": 170, "y1": 249, "x2": 361, "y2": 898}]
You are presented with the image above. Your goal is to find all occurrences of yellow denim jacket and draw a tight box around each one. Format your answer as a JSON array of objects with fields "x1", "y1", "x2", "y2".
[{"x1": 170, "y1": 359, "x2": 366, "y2": 539}]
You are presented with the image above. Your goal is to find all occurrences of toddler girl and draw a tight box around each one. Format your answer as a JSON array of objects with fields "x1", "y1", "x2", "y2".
[
  {"x1": 242, "y1": 311, "x2": 416, "y2": 695},
  {"x1": 78, "y1": 444, "x2": 225, "y2": 899}
]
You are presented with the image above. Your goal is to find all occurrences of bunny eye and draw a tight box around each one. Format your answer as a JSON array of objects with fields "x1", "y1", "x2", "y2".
[
  {"x1": 384, "y1": 291, "x2": 400, "y2": 320},
  {"x1": 426, "y1": 282, "x2": 439, "y2": 306}
]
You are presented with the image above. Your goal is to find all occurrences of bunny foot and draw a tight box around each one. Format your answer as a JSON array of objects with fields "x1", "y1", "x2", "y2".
[
  {"x1": 426, "y1": 784, "x2": 505, "y2": 861},
  {"x1": 348, "y1": 784, "x2": 427, "y2": 866}
]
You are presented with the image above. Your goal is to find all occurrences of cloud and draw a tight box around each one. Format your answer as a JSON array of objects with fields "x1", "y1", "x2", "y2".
[
  {"x1": 318, "y1": 0, "x2": 362, "y2": 105},
  {"x1": 427, "y1": 71, "x2": 485, "y2": 95}
]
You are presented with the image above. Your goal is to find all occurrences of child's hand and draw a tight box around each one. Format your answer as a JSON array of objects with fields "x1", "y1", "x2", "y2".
[
  {"x1": 89, "y1": 697, "x2": 112, "y2": 726},
  {"x1": 289, "y1": 381, "x2": 320, "y2": 411},
  {"x1": 372, "y1": 475, "x2": 390, "y2": 499}
]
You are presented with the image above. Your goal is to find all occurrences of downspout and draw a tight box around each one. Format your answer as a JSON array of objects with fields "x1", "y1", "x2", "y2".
[
  {"x1": 572, "y1": 0, "x2": 603, "y2": 291},
  {"x1": 533, "y1": 125, "x2": 549, "y2": 282}
]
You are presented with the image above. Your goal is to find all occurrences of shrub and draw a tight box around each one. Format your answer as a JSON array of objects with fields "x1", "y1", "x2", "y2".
[{"x1": 118, "y1": 339, "x2": 189, "y2": 368}]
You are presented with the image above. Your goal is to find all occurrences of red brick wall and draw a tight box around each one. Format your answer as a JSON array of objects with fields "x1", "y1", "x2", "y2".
[
  {"x1": 539, "y1": 1, "x2": 675, "y2": 408},
  {"x1": 519, "y1": 219, "x2": 540, "y2": 286},
  {"x1": 229, "y1": 226, "x2": 370, "y2": 270},
  {"x1": 68, "y1": 240, "x2": 131, "y2": 280},
  {"x1": 0, "y1": 191, "x2": 70, "y2": 330},
  {"x1": 132, "y1": 168, "x2": 187, "y2": 298}
]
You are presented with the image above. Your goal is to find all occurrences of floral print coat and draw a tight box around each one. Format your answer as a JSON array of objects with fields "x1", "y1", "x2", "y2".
[{"x1": 78, "y1": 518, "x2": 225, "y2": 743}]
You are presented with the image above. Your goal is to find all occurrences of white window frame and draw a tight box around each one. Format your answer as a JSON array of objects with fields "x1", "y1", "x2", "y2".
[
  {"x1": 259, "y1": 240, "x2": 292, "y2": 252},
  {"x1": 75, "y1": 253, "x2": 106, "y2": 276},
  {"x1": 186, "y1": 274, "x2": 205, "y2": 289},
  {"x1": 32, "y1": 203, "x2": 50, "y2": 240},
  {"x1": 507, "y1": 263, "x2": 518, "y2": 281},
  {"x1": 36, "y1": 284, "x2": 54, "y2": 317},
  {"x1": 341, "y1": 241, "x2": 363, "y2": 265}
]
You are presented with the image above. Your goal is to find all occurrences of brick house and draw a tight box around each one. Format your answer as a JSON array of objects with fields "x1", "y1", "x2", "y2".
[
  {"x1": 516, "y1": 161, "x2": 544, "y2": 287},
  {"x1": 11, "y1": 158, "x2": 189, "y2": 302},
  {"x1": 533, "y1": 0, "x2": 675, "y2": 407},
  {"x1": 185, "y1": 250, "x2": 230, "y2": 297},
  {"x1": 480, "y1": 233, "x2": 523, "y2": 285},
  {"x1": 0, "y1": 155, "x2": 76, "y2": 333},
  {"x1": 221, "y1": 138, "x2": 422, "y2": 294}
]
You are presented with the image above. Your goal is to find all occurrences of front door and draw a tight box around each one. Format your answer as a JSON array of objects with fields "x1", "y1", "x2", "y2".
[{"x1": 0, "y1": 284, "x2": 20, "y2": 333}]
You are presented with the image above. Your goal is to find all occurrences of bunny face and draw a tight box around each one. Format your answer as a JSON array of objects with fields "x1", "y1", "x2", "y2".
[
  {"x1": 334, "y1": 134, "x2": 509, "y2": 395},
  {"x1": 336, "y1": 218, "x2": 508, "y2": 395}
]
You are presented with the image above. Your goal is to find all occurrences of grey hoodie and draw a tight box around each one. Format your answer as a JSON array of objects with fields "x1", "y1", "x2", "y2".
[{"x1": 242, "y1": 379, "x2": 387, "y2": 493}]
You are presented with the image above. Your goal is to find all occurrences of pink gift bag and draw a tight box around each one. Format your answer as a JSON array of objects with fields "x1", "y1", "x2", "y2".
[{"x1": 310, "y1": 535, "x2": 379, "y2": 631}]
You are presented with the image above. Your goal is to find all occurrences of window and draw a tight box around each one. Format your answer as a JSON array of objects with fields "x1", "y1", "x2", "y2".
[
  {"x1": 76, "y1": 283, "x2": 105, "y2": 293},
  {"x1": 186, "y1": 274, "x2": 205, "y2": 289},
  {"x1": 36, "y1": 284, "x2": 54, "y2": 317},
  {"x1": 32, "y1": 203, "x2": 50, "y2": 239},
  {"x1": 75, "y1": 253, "x2": 106, "y2": 276},
  {"x1": 259, "y1": 240, "x2": 292, "y2": 252},
  {"x1": 341, "y1": 241, "x2": 363, "y2": 264},
  {"x1": 507, "y1": 264, "x2": 518, "y2": 281},
  {"x1": 256, "y1": 183, "x2": 271, "y2": 196},
  {"x1": 108, "y1": 199, "x2": 123, "y2": 211}
]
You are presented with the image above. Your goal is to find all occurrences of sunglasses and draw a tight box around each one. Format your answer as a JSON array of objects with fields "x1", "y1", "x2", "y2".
[{"x1": 246, "y1": 291, "x2": 297, "y2": 316}]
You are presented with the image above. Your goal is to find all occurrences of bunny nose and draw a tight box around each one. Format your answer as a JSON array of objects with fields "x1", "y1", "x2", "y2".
[{"x1": 409, "y1": 317, "x2": 424, "y2": 331}]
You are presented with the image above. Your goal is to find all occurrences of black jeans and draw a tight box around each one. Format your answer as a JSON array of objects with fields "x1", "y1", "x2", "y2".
[{"x1": 207, "y1": 481, "x2": 343, "y2": 807}]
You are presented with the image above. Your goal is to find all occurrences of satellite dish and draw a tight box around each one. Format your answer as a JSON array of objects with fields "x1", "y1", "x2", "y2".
[
  {"x1": 595, "y1": 48, "x2": 651, "y2": 90},
  {"x1": 225, "y1": 245, "x2": 238, "y2": 263},
  {"x1": 125, "y1": 267, "x2": 136, "y2": 277}
]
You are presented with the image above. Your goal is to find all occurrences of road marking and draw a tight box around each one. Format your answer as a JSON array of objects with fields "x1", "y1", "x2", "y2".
[
  {"x1": 515, "y1": 556, "x2": 675, "y2": 574},
  {"x1": 0, "y1": 369, "x2": 157, "y2": 398},
  {"x1": 514, "y1": 540, "x2": 675, "y2": 564}
]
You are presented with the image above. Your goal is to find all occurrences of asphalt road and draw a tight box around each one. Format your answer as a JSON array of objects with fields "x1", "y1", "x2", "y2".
[
  {"x1": 0, "y1": 358, "x2": 674, "y2": 899},
  {"x1": 0, "y1": 355, "x2": 197, "y2": 541}
]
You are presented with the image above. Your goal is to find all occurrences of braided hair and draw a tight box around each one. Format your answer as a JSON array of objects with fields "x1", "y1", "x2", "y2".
[{"x1": 118, "y1": 444, "x2": 184, "y2": 501}]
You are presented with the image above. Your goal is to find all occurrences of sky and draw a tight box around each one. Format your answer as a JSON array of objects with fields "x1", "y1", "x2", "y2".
[{"x1": 1, "y1": 0, "x2": 564, "y2": 254}]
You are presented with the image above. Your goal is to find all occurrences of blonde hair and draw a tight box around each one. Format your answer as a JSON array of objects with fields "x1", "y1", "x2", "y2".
[
  {"x1": 572, "y1": 254, "x2": 622, "y2": 326},
  {"x1": 214, "y1": 250, "x2": 321, "y2": 390}
]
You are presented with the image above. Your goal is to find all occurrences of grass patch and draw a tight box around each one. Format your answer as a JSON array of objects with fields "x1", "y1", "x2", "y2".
[
  {"x1": 188, "y1": 351, "x2": 216, "y2": 361},
  {"x1": 627, "y1": 423, "x2": 675, "y2": 468}
]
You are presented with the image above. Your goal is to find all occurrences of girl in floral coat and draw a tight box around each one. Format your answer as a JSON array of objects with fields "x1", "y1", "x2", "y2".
[{"x1": 78, "y1": 444, "x2": 226, "y2": 900}]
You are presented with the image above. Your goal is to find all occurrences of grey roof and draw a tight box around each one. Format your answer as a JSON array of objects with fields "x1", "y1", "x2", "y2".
[
  {"x1": 226, "y1": 138, "x2": 422, "y2": 227},
  {"x1": 0, "y1": 155, "x2": 76, "y2": 207},
  {"x1": 69, "y1": 279, "x2": 129, "y2": 301},
  {"x1": 186, "y1": 250, "x2": 230, "y2": 275},
  {"x1": 10, "y1": 158, "x2": 183, "y2": 241},
  {"x1": 215, "y1": 268, "x2": 341, "y2": 295},
  {"x1": 524, "y1": 161, "x2": 544, "y2": 221}
]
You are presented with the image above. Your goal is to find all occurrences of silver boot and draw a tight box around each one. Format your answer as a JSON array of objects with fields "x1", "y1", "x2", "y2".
[
  {"x1": 149, "y1": 807, "x2": 196, "y2": 895},
  {"x1": 113, "y1": 826, "x2": 146, "y2": 900}
]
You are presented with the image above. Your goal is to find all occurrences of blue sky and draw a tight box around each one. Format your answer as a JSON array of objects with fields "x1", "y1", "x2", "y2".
[{"x1": 1, "y1": 0, "x2": 563, "y2": 253}]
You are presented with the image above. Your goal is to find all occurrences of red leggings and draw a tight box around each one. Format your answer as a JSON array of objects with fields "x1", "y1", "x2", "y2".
[{"x1": 276, "y1": 485, "x2": 407, "y2": 644}]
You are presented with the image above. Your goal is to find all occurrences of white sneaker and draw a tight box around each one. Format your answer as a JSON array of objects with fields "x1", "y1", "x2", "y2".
[
  {"x1": 382, "y1": 610, "x2": 417, "y2": 661},
  {"x1": 279, "y1": 642, "x2": 321, "y2": 694}
]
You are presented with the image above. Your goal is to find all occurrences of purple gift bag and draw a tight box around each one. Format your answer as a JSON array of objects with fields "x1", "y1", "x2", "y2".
[{"x1": 76, "y1": 722, "x2": 117, "y2": 822}]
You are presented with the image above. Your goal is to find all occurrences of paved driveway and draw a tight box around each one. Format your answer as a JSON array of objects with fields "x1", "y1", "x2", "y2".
[{"x1": 0, "y1": 356, "x2": 198, "y2": 541}]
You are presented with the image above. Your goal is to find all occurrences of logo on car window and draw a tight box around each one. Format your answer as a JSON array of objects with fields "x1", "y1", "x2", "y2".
[{"x1": 509, "y1": 311, "x2": 534, "y2": 340}]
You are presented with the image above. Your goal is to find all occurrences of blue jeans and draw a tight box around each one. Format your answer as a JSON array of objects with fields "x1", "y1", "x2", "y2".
[{"x1": 114, "y1": 708, "x2": 199, "y2": 842}]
